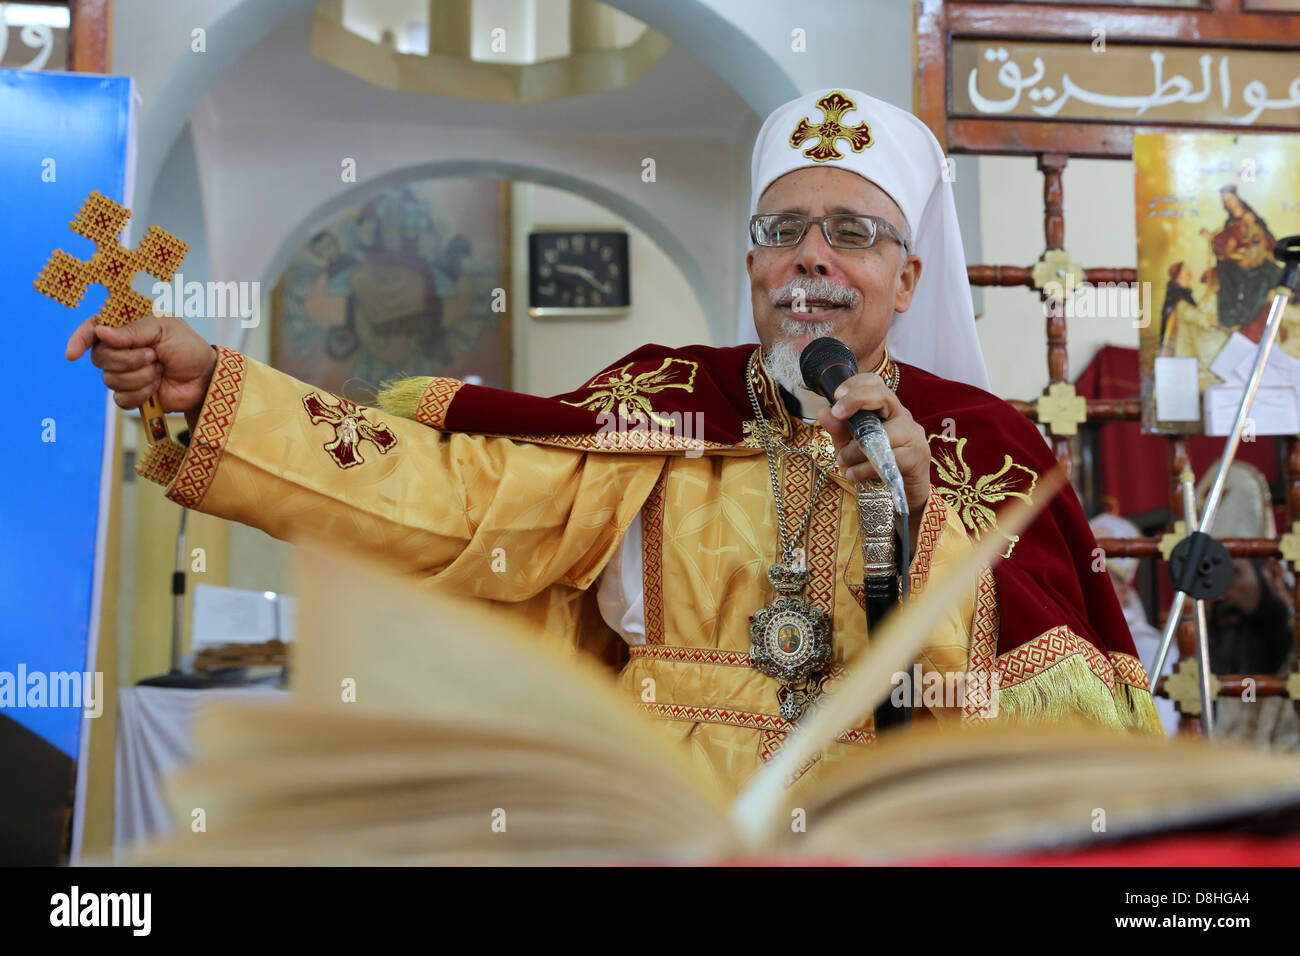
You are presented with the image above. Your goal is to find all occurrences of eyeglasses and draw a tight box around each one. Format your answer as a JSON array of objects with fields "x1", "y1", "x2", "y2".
[{"x1": 749, "y1": 213, "x2": 910, "y2": 253}]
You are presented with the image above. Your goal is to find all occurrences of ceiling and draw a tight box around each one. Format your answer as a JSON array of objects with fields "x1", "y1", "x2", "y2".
[{"x1": 201, "y1": 6, "x2": 759, "y2": 141}]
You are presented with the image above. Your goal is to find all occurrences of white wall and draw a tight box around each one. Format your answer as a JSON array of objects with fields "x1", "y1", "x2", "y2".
[
  {"x1": 512, "y1": 182, "x2": 713, "y2": 396},
  {"x1": 190, "y1": 117, "x2": 742, "y2": 351},
  {"x1": 976, "y1": 155, "x2": 1139, "y2": 400},
  {"x1": 696, "y1": 0, "x2": 912, "y2": 106},
  {"x1": 146, "y1": 126, "x2": 214, "y2": 340}
]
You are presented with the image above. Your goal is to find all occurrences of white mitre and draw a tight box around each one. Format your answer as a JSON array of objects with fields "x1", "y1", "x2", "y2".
[{"x1": 740, "y1": 88, "x2": 990, "y2": 392}]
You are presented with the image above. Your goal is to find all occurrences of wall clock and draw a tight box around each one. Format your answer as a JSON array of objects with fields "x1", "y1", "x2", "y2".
[{"x1": 528, "y1": 230, "x2": 630, "y2": 316}]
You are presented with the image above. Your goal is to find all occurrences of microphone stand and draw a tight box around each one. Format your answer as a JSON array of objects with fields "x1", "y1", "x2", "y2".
[{"x1": 1146, "y1": 235, "x2": 1300, "y2": 738}]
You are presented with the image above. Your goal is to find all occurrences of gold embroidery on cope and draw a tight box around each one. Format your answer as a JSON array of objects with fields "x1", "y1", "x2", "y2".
[
  {"x1": 741, "y1": 352, "x2": 792, "y2": 449},
  {"x1": 415, "y1": 377, "x2": 464, "y2": 429},
  {"x1": 789, "y1": 91, "x2": 874, "y2": 162},
  {"x1": 302, "y1": 392, "x2": 399, "y2": 469},
  {"x1": 929, "y1": 434, "x2": 1038, "y2": 559},
  {"x1": 561, "y1": 357, "x2": 698, "y2": 428}
]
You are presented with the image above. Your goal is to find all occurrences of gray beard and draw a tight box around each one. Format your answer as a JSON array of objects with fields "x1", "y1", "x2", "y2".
[
  {"x1": 763, "y1": 340, "x2": 804, "y2": 393},
  {"x1": 762, "y1": 315, "x2": 839, "y2": 392}
]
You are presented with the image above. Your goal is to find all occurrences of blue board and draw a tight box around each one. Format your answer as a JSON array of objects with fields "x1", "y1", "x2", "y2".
[{"x1": 0, "y1": 69, "x2": 135, "y2": 767}]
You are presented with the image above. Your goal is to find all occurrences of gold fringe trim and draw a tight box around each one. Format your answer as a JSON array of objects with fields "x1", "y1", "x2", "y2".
[
  {"x1": 374, "y1": 376, "x2": 435, "y2": 422},
  {"x1": 994, "y1": 654, "x2": 1129, "y2": 732},
  {"x1": 1116, "y1": 681, "x2": 1166, "y2": 737},
  {"x1": 994, "y1": 654, "x2": 1165, "y2": 737}
]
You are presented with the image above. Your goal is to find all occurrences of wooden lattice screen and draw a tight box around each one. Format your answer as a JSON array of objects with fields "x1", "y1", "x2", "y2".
[{"x1": 916, "y1": 0, "x2": 1300, "y2": 732}]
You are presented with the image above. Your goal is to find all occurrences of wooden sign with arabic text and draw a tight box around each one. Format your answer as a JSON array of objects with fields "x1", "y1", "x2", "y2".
[
  {"x1": 918, "y1": 0, "x2": 1300, "y2": 157},
  {"x1": 955, "y1": 42, "x2": 1300, "y2": 128}
]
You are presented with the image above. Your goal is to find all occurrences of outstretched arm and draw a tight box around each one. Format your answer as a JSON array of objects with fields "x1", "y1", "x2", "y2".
[{"x1": 67, "y1": 314, "x2": 664, "y2": 600}]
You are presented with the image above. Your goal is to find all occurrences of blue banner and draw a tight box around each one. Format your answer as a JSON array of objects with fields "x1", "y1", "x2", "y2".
[{"x1": 0, "y1": 70, "x2": 135, "y2": 771}]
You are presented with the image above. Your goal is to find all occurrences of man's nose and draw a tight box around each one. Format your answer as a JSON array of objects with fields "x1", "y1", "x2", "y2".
[{"x1": 794, "y1": 224, "x2": 833, "y2": 276}]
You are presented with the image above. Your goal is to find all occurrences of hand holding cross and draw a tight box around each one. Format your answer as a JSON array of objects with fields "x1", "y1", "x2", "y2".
[{"x1": 41, "y1": 191, "x2": 214, "y2": 483}]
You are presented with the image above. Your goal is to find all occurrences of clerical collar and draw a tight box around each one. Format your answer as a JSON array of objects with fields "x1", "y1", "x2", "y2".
[{"x1": 777, "y1": 384, "x2": 806, "y2": 421}]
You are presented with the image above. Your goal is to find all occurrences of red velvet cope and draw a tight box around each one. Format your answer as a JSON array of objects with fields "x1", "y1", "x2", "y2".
[{"x1": 437, "y1": 342, "x2": 1143, "y2": 666}]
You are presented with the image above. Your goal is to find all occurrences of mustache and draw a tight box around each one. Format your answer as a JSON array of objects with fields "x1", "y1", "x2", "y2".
[{"x1": 768, "y1": 277, "x2": 858, "y2": 309}]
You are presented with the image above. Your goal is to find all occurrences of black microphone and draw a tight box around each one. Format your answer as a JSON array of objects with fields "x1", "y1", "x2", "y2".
[{"x1": 799, "y1": 337, "x2": 908, "y2": 521}]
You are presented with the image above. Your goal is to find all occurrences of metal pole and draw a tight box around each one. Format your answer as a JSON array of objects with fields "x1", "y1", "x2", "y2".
[
  {"x1": 1197, "y1": 290, "x2": 1291, "y2": 539},
  {"x1": 1148, "y1": 589, "x2": 1187, "y2": 691},
  {"x1": 1149, "y1": 467, "x2": 1195, "y2": 683},
  {"x1": 171, "y1": 505, "x2": 188, "y2": 673},
  {"x1": 1181, "y1": 477, "x2": 1214, "y2": 737},
  {"x1": 1192, "y1": 593, "x2": 1215, "y2": 738}
]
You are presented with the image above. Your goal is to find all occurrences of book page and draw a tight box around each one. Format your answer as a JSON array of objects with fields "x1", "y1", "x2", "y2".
[
  {"x1": 788, "y1": 722, "x2": 1300, "y2": 861},
  {"x1": 141, "y1": 534, "x2": 733, "y2": 863}
]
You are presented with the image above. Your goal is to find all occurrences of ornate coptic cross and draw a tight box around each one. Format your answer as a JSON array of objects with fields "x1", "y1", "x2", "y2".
[
  {"x1": 302, "y1": 392, "x2": 398, "y2": 469},
  {"x1": 35, "y1": 191, "x2": 191, "y2": 483},
  {"x1": 789, "y1": 91, "x2": 874, "y2": 162}
]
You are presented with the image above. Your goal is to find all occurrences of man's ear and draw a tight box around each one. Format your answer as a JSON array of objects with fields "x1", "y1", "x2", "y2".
[
  {"x1": 893, "y1": 254, "x2": 922, "y2": 313},
  {"x1": 746, "y1": 249, "x2": 754, "y2": 277}
]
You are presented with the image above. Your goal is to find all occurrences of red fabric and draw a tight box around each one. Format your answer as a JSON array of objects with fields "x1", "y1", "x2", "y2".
[
  {"x1": 897, "y1": 363, "x2": 1137, "y2": 660},
  {"x1": 894, "y1": 833, "x2": 1300, "y2": 867},
  {"x1": 442, "y1": 342, "x2": 759, "y2": 444},
  {"x1": 1240, "y1": 301, "x2": 1288, "y2": 345},
  {"x1": 1073, "y1": 345, "x2": 1279, "y2": 518},
  {"x1": 438, "y1": 342, "x2": 1141, "y2": 665},
  {"x1": 669, "y1": 834, "x2": 1300, "y2": 865}
]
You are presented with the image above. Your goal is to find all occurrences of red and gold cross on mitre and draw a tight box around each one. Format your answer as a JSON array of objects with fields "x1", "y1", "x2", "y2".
[
  {"x1": 302, "y1": 392, "x2": 399, "y2": 469},
  {"x1": 35, "y1": 191, "x2": 192, "y2": 484},
  {"x1": 789, "y1": 90, "x2": 874, "y2": 163}
]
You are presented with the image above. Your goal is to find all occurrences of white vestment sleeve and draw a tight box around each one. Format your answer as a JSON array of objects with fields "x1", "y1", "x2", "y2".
[{"x1": 595, "y1": 511, "x2": 647, "y2": 646}]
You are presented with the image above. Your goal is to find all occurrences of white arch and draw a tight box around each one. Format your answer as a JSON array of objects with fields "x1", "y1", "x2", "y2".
[
  {"x1": 134, "y1": 0, "x2": 321, "y2": 230},
  {"x1": 135, "y1": 0, "x2": 799, "y2": 231},
  {"x1": 244, "y1": 157, "x2": 715, "y2": 354}
]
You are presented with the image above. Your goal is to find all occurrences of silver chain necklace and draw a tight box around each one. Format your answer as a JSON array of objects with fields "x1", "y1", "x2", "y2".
[{"x1": 745, "y1": 364, "x2": 837, "y2": 721}]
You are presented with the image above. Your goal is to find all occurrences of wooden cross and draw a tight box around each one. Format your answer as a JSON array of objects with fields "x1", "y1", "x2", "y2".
[
  {"x1": 1280, "y1": 520, "x2": 1300, "y2": 573},
  {"x1": 1035, "y1": 382, "x2": 1088, "y2": 436},
  {"x1": 789, "y1": 91, "x2": 874, "y2": 162},
  {"x1": 1158, "y1": 521, "x2": 1188, "y2": 562},
  {"x1": 36, "y1": 191, "x2": 191, "y2": 484},
  {"x1": 1164, "y1": 658, "x2": 1221, "y2": 717}
]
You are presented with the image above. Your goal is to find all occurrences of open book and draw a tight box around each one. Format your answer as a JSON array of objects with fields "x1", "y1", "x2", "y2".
[{"x1": 135, "y1": 487, "x2": 1300, "y2": 864}]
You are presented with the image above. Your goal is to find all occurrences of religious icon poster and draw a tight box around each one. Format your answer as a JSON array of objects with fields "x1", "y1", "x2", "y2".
[
  {"x1": 272, "y1": 178, "x2": 511, "y2": 402},
  {"x1": 1136, "y1": 133, "x2": 1300, "y2": 435}
]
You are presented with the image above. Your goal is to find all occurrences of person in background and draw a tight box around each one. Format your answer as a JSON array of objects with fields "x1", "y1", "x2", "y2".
[
  {"x1": 1210, "y1": 556, "x2": 1298, "y2": 751},
  {"x1": 1090, "y1": 509, "x2": 1180, "y2": 736}
]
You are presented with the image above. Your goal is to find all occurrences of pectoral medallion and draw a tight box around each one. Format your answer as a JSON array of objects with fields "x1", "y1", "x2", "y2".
[{"x1": 748, "y1": 562, "x2": 832, "y2": 720}]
